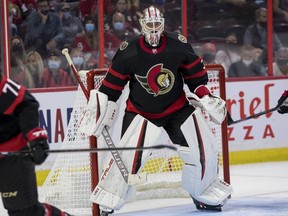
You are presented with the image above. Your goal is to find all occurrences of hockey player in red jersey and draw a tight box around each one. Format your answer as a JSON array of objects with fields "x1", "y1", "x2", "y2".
[
  {"x1": 80, "y1": 5, "x2": 233, "y2": 215},
  {"x1": 278, "y1": 90, "x2": 288, "y2": 114},
  {"x1": 0, "y1": 74, "x2": 71, "y2": 216}
]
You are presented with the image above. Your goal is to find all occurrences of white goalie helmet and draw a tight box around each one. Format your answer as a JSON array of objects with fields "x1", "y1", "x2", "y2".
[{"x1": 139, "y1": 5, "x2": 165, "y2": 47}]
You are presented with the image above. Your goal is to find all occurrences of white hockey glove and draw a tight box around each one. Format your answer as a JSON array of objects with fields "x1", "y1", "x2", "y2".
[
  {"x1": 187, "y1": 85, "x2": 227, "y2": 124},
  {"x1": 79, "y1": 90, "x2": 118, "y2": 137},
  {"x1": 277, "y1": 90, "x2": 288, "y2": 114}
]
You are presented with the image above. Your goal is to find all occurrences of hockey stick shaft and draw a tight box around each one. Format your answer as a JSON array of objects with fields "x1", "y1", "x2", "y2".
[
  {"x1": 0, "y1": 144, "x2": 176, "y2": 156},
  {"x1": 227, "y1": 92, "x2": 288, "y2": 125},
  {"x1": 62, "y1": 48, "x2": 90, "y2": 100}
]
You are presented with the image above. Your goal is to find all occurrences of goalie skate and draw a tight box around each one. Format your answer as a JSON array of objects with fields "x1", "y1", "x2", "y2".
[{"x1": 192, "y1": 197, "x2": 222, "y2": 212}]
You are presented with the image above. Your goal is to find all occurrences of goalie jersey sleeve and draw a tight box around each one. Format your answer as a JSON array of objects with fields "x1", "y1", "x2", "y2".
[
  {"x1": 0, "y1": 75, "x2": 40, "y2": 151},
  {"x1": 99, "y1": 32, "x2": 208, "y2": 119}
]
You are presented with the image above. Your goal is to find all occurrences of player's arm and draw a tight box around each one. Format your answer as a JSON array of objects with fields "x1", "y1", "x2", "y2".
[
  {"x1": 0, "y1": 76, "x2": 49, "y2": 164},
  {"x1": 278, "y1": 90, "x2": 288, "y2": 114},
  {"x1": 180, "y1": 45, "x2": 227, "y2": 124},
  {"x1": 17, "y1": 90, "x2": 49, "y2": 165}
]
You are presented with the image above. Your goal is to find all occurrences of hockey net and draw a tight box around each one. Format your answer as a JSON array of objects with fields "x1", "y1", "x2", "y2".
[{"x1": 40, "y1": 64, "x2": 230, "y2": 216}]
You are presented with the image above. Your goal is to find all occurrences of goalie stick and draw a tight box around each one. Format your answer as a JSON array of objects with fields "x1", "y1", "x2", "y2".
[
  {"x1": 227, "y1": 91, "x2": 288, "y2": 125},
  {"x1": 0, "y1": 144, "x2": 176, "y2": 156},
  {"x1": 62, "y1": 48, "x2": 146, "y2": 186}
]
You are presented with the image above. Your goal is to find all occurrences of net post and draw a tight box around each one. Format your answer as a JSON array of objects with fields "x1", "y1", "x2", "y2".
[{"x1": 206, "y1": 64, "x2": 230, "y2": 184}]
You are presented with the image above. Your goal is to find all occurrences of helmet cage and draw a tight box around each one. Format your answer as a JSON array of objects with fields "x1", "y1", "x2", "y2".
[{"x1": 140, "y1": 7, "x2": 164, "y2": 47}]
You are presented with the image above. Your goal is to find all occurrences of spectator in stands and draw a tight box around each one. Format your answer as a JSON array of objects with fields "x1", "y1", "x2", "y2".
[
  {"x1": 105, "y1": 12, "x2": 136, "y2": 60},
  {"x1": 25, "y1": 51, "x2": 45, "y2": 88},
  {"x1": 200, "y1": 42, "x2": 217, "y2": 64},
  {"x1": 42, "y1": 49, "x2": 74, "y2": 87},
  {"x1": 243, "y1": 7, "x2": 283, "y2": 67},
  {"x1": 228, "y1": 44, "x2": 266, "y2": 77},
  {"x1": 72, "y1": 15, "x2": 99, "y2": 57},
  {"x1": 24, "y1": 0, "x2": 63, "y2": 58},
  {"x1": 11, "y1": 35, "x2": 26, "y2": 63},
  {"x1": 215, "y1": 32, "x2": 241, "y2": 77},
  {"x1": 57, "y1": 3, "x2": 84, "y2": 49},
  {"x1": 273, "y1": 0, "x2": 288, "y2": 22},
  {"x1": 8, "y1": 2, "x2": 21, "y2": 36},
  {"x1": 105, "y1": 0, "x2": 141, "y2": 31},
  {"x1": 21, "y1": 0, "x2": 37, "y2": 21},
  {"x1": 11, "y1": 54, "x2": 35, "y2": 88},
  {"x1": 273, "y1": 47, "x2": 288, "y2": 76},
  {"x1": 67, "y1": 47, "x2": 85, "y2": 85}
]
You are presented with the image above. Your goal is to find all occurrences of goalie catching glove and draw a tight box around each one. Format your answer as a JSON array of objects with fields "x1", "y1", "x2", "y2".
[
  {"x1": 186, "y1": 85, "x2": 227, "y2": 124},
  {"x1": 79, "y1": 90, "x2": 118, "y2": 137},
  {"x1": 277, "y1": 90, "x2": 288, "y2": 114},
  {"x1": 26, "y1": 127, "x2": 49, "y2": 165}
]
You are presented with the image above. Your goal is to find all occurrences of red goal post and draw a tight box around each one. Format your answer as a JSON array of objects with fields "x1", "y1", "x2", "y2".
[{"x1": 40, "y1": 64, "x2": 230, "y2": 216}]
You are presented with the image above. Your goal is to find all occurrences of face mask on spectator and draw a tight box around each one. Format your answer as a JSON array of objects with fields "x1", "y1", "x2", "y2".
[
  {"x1": 41, "y1": 9, "x2": 49, "y2": 15},
  {"x1": 202, "y1": 53, "x2": 215, "y2": 63},
  {"x1": 113, "y1": 22, "x2": 124, "y2": 31},
  {"x1": 63, "y1": 12, "x2": 71, "y2": 19},
  {"x1": 242, "y1": 59, "x2": 253, "y2": 66},
  {"x1": 11, "y1": 44, "x2": 23, "y2": 53},
  {"x1": 72, "y1": 56, "x2": 84, "y2": 65},
  {"x1": 85, "y1": 23, "x2": 95, "y2": 32},
  {"x1": 48, "y1": 60, "x2": 61, "y2": 69}
]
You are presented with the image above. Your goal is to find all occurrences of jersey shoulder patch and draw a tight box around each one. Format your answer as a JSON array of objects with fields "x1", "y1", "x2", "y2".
[{"x1": 178, "y1": 34, "x2": 187, "y2": 43}]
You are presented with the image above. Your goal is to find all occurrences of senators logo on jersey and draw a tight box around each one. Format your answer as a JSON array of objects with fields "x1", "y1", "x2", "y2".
[{"x1": 135, "y1": 64, "x2": 175, "y2": 96}]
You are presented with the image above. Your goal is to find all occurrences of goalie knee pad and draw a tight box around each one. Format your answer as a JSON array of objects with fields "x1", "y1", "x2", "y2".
[{"x1": 179, "y1": 109, "x2": 233, "y2": 206}]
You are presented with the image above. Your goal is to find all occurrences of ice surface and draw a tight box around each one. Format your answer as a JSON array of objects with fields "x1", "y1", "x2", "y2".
[{"x1": 1, "y1": 162, "x2": 288, "y2": 216}]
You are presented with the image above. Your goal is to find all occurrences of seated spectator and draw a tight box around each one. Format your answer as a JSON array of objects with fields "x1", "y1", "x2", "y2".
[
  {"x1": 57, "y1": 3, "x2": 84, "y2": 49},
  {"x1": 67, "y1": 47, "x2": 86, "y2": 85},
  {"x1": 25, "y1": 50, "x2": 44, "y2": 88},
  {"x1": 215, "y1": 32, "x2": 242, "y2": 76},
  {"x1": 72, "y1": 15, "x2": 99, "y2": 58},
  {"x1": 42, "y1": 49, "x2": 74, "y2": 87},
  {"x1": 273, "y1": 0, "x2": 288, "y2": 22},
  {"x1": 78, "y1": 0, "x2": 113, "y2": 20},
  {"x1": 273, "y1": 47, "x2": 288, "y2": 76},
  {"x1": 24, "y1": 0, "x2": 63, "y2": 58},
  {"x1": 243, "y1": 7, "x2": 283, "y2": 67},
  {"x1": 200, "y1": 42, "x2": 217, "y2": 64},
  {"x1": 8, "y1": 2, "x2": 21, "y2": 36},
  {"x1": 11, "y1": 35, "x2": 26, "y2": 62},
  {"x1": 105, "y1": 12, "x2": 136, "y2": 60},
  {"x1": 105, "y1": 0, "x2": 141, "y2": 31},
  {"x1": 228, "y1": 44, "x2": 266, "y2": 77},
  {"x1": 21, "y1": 0, "x2": 37, "y2": 21},
  {"x1": 11, "y1": 54, "x2": 35, "y2": 88}
]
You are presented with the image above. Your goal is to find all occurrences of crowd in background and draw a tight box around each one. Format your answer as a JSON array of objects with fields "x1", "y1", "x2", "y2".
[{"x1": 7, "y1": 0, "x2": 288, "y2": 88}]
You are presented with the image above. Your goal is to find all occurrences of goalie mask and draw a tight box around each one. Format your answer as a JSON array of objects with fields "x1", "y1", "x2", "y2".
[{"x1": 139, "y1": 6, "x2": 165, "y2": 47}]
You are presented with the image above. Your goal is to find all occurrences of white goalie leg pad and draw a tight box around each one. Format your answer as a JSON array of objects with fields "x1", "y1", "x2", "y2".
[
  {"x1": 179, "y1": 109, "x2": 233, "y2": 206},
  {"x1": 90, "y1": 114, "x2": 162, "y2": 210}
]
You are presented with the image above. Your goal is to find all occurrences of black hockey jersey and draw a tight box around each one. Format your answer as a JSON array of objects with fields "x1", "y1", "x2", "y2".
[
  {"x1": 0, "y1": 75, "x2": 40, "y2": 151},
  {"x1": 99, "y1": 32, "x2": 208, "y2": 119}
]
